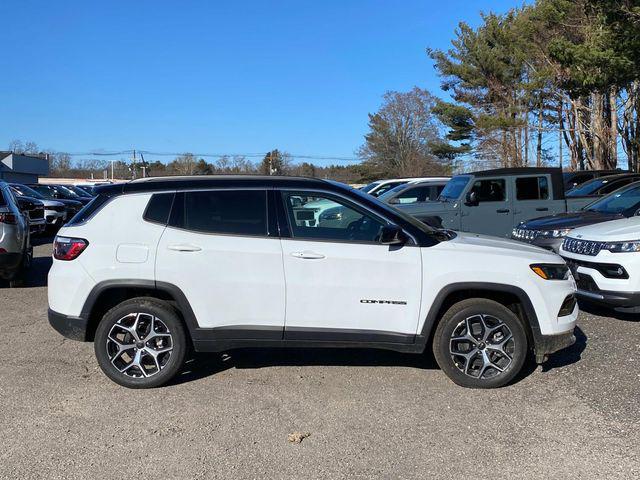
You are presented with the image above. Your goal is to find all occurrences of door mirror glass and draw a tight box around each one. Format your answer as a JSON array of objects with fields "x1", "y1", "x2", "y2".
[
  {"x1": 379, "y1": 225, "x2": 406, "y2": 245},
  {"x1": 465, "y1": 191, "x2": 479, "y2": 206}
]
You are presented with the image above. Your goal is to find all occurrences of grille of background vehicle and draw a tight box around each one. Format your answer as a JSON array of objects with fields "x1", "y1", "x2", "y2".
[
  {"x1": 513, "y1": 228, "x2": 540, "y2": 241},
  {"x1": 562, "y1": 237, "x2": 604, "y2": 256}
]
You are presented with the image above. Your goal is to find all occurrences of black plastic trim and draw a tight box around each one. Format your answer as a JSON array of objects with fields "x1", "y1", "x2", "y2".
[
  {"x1": 284, "y1": 326, "x2": 414, "y2": 344},
  {"x1": 48, "y1": 308, "x2": 89, "y2": 341},
  {"x1": 416, "y1": 282, "x2": 543, "y2": 352}
]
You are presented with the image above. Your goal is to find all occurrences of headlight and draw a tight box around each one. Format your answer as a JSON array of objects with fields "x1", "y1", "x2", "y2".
[
  {"x1": 604, "y1": 241, "x2": 640, "y2": 253},
  {"x1": 540, "y1": 229, "x2": 571, "y2": 238},
  {"x1": 530, "y1": 263, "x2": 570, "y2": 280}
]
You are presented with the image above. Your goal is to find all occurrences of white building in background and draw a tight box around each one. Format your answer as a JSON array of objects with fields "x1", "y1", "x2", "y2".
[{"x1": 0, "y1": 151, "x2": 49, "y2": 183}]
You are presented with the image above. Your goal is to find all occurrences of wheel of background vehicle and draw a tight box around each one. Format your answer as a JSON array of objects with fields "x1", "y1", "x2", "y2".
[
  {"x1": 8, "y1": 247, "x2": 31, "y2": 288},
  {"x1": 94, "y1": 297, "x2": 187, "y2": 388},
  {"x1": 433, "y1": 298, "x2": 527, "y2": 389}
]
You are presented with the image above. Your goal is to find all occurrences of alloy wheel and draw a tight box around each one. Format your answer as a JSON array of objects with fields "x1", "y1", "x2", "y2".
[
  {"x1": 106, "y1": 313, "x2": 173, "y2": 378},
  {"x1": 449, "y1": 314, "x2": 514, "y2": 379}
]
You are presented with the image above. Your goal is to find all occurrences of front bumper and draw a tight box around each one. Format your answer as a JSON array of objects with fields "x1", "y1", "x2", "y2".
[
  {"x1": 48, "y1": 308, "x2": 89, "y2": 341},
  {"x1": 576, "y1": 288, "x2": 640, "y2": 309},
  {"x1": 534, "y1": 330, "x2": 576, "y2": 363}
]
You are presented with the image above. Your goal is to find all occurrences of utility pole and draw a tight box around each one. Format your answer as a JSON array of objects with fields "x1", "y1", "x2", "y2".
[
  {"x1": 558, "y1": 103, "x2": 563, "y2": 170},
  {"x1": 140, "y1": 153, "x2": 147, "y2": 178},
  {"x1": 131, "y1": 150, "x2": 137, "y2": 180}
]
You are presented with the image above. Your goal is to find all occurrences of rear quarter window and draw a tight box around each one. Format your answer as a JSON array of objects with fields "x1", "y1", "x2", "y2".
[
  {"x1": 66, "y1": 194, "x2": 112, "y2": 226},
  {"x1": 143, "y1": 193, "x2": 175, "y2": 225}
]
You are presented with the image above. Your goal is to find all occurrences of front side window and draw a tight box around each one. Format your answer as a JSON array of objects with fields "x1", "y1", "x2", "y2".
[
  {"x1": 170, "y1": 190, "x2": 267, "y2": 236},
  {"x1": 283, "y1": 192, "x2": 386, "y2": 242},
  {"x1": 471, "y1": 179, "x2": 506, "y2": 202},
  {"x1": 516, "y1": 176, "x2": 549, "y2": 200},
  {"x1": 372, "y1": 181, "x2": 407, "y2": 197}
]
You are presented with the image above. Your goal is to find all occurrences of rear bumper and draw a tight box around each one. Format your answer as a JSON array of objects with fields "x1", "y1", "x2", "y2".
[
  {"x1": 48, "y1": 308, "x2": 89, "y2": 341},
  {"x1": 534, "y1": 330, "x2": 576, "y2": 363}
]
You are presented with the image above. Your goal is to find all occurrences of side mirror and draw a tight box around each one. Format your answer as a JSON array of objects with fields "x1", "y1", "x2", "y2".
[
  {"x1": 465, "y1": 191, "x2": 479, "y2": 206},
  {"x1": 379, "y1": 225, "x2": 406, "y2": 245}
]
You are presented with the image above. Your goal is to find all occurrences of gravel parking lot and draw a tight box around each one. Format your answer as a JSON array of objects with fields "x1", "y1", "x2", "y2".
[{"x1": 1, "y1": 240, "x2": 639, "y2": 479}]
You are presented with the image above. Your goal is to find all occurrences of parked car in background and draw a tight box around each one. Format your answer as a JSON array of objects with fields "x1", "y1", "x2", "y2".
[
  {"x1": 10, "y1": 184, "x2": 67, "y2": 230},
  {"x1": 0, "y1": 181, "x2": 31, "y2": 287},
  {"x1": 378, "y1": 179, "x2": 449, "y2": 205},
  {"x1": 560, "y1": 216, "x2": 640, "y2": 312},
  {"x1": 27, "y1": 184, "x2": 92, "y2": 206},
  {"x1": 65, "y1": 185, "x2": 95, "y2": 199},
  {"x1": 565, "y1": 173, "x2": 640, "y2": 198},
  {"x1": 397, "y1": 168, "x2": 594, "y2": 238},
  {"x1": 48, "y1": 175, "x2": 577, "y2": 390},
  {"x1": 15, "y1": 195, "x2": 46, "y2": 234},
  {"x1": 74, "y1": 182, "x2": 111, "y2": 196},
  {"x1": 563, "y1": 169, "x2": 627, "y2": 191},
  {"x1": 512, "y1": 181, "x2": 640, "y2": 252},
  {"x1": 361, "y1": 177, "x2": 450, "y2": 197}
]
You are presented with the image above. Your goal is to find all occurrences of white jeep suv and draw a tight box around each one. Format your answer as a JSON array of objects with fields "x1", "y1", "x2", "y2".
[
  {"x1": 48, "y1": 176, "x2": 579, "y2": 389},
  {"x1": 560, "y1": 216, "x2": 640, "y2": 311}
]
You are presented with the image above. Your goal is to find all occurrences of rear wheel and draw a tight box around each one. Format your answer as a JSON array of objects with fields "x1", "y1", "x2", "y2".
[
  {"x1": 94, "y1": 298, "x2": 187, "y2": 388},
  {"x1": 433, "y1": 299, "x2": 528, "y2": 388}
]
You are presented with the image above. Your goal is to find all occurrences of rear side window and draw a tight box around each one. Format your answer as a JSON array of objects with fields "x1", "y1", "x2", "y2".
[
  {"x1": 66, "y1": 194, "x2": 112, "y2": 226},
  {"x1": 143, "y1": 193, "x2": 175, "y2": 225},
  {"x1": 516, "y1": 176, "x2": 549, "y2": 200},
  {"x1": 170, "y1": 190, "x2": 267, "y2": 236}
]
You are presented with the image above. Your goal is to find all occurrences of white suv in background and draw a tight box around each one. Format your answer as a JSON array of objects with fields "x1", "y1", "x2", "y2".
[
  {"x1": 560, "y1": 217, "x2": 640, "y2": 312},
  {"x1": 48, "y1": 176, "x2": 578, "y2": 389}
]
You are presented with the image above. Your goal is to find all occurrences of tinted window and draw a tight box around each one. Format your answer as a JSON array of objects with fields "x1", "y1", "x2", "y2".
[
  {"x1": 599, "y1": 177, "x2": 638, "y2": 194},
  {"x1": 396, "y1": 185, "x2": 432, "y2": 204},
  {"x1": 283, "y1": 192, "x2": 386, "y2": 242},
  {"x1": 144, "y1": 193, "x2": 175, "y2": 224},
  {"x1": 66, "y1": 194, "x2": 112, "y2": 226},
  {"x1": 0, "y1": 188, "x2": 6, "y2": 207},
  {"x1": 586, "y1": 184, "x2": 640, "y2": 214},
  {"x1": 372, "y1": 181, "x2": 407, "y2": 197},
  {"x1": 433, "y1": 185, "x2": 445, "y2": 200},
  {"x1": 516, "y1": 176, "x2": 549, "y2": 200},
  {"x1": 172, "y1": 190, "x2": 267, "y2": 236},
  {"x1": 471, "y1": 179, "x2": 506, "y2": 202}
]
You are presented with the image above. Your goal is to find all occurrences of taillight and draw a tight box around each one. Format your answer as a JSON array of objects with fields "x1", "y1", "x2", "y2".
[
  {"x1": 53, "y1": 236, "x2": 89, "y2": 261},
  {"x1": 0, "y1": 213, "x2": 17, "y2": 224}
]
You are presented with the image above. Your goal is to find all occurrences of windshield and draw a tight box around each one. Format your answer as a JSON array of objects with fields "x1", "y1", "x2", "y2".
[
  {"x1": 57, "y1": 185, "x2": 81, "y2": 198},
  {"x1": 10, "y1": 184, "x2": 45, "y2": 200},
  {"x1": 68, "y1": 185, "x2": 92, "y2": 197},
  {"x1": 360, "y1": 181, "x2": 381, "y2": 193},
  {"x1": 586, "y1": 183, "x2": 640, "y2": 214},
  {"x1": 567, "y1": 177, "x2": 611, "y2": 197},
  {"x1": 438, "y1": 175, "x2": 470, "y2": 201},
  {"x1": 371, "y1": 181, "x2": 407, "y2": 197},
  {"x1": 378, "y1": 183, "x2": 408, "y2": 200}
]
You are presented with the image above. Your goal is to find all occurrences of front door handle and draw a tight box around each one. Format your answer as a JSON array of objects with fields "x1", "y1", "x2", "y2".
[
  {"x1": 291, "y1": 251, "x2": 325, "y2": 260},
  {"x1": 536, "y1": 207, "x2": 549, "y2": 212},
  {"x1": 496, "y1": 209, "x2": 510, "y2": 213},
  {"x1": 167, "y1": 244, "x2": 202, "y2": 252}
]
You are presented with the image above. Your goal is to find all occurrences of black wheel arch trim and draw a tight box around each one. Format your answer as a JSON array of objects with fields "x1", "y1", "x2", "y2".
[{"x1": 416, "y1": 282, "x2": 543, "y2": 351}]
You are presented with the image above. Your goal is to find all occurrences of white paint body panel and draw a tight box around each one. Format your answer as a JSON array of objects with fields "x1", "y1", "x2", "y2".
[
  {"x1": 156, "y1": 228, "x2": 286, "y2": 329},
  {"x1": 280, "y1": 239, "x2": 422, "y2": 334}
]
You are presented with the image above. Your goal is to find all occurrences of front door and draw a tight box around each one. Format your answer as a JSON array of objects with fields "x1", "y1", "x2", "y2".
[
  {"x1": 461, "y1": 177, "x2": 513, "y2": 237},
  {"x1": 155, "y1": 189, "x2": 285, "y2": 333},
  {"x1": 279, "y1": 190, "x2": 423, "y2": 342}
]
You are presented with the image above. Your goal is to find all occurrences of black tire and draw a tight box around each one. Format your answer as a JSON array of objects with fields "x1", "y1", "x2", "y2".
[
  {"x1": 433, "y1": 298, "x2": 528, "y2": 389},
  {"x1": 8, "y1": 247, "x2": 31, "y2": 288},
  {"x1": 94, "y1": 297, "x2": 187, "y2": 388}
]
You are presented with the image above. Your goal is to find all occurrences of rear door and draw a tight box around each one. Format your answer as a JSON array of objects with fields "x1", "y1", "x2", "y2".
[
  {"x1": 155, "y1": 189, "x2": 285, "y2": 333},
  {"x1": 512, "y1": 174, "x2": 565, "y2": 225},
  {"x1": 460, "y1": 177, "x2": 513, "y2": 237}
]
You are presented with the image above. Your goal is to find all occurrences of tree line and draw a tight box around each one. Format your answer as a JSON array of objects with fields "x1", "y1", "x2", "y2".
[{"x1": 428, "y1": 0, "x2": 640, "y2": 171}]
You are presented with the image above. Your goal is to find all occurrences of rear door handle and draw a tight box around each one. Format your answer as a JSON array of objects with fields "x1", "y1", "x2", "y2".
[
  {"x1": 291, "y1": 251, "x2": 325, "y2": 260},
  {"x1": 167, "y1": 244, "x2": 202, "y2": 252},
  {"x1": 496, "y1": 209, "x2": 510, "y2": 213},
  {"x1": 536, "y1": 207, "x2": 549, "y2": 212}
]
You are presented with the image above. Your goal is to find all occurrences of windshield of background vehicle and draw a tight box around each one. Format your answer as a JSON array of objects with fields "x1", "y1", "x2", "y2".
[
  {"x1": 586, "y1": 183, "x2": 640, "y2": 214},
  {"x1": 438, "y1": 176, "x2": 470, "y2": 201}
]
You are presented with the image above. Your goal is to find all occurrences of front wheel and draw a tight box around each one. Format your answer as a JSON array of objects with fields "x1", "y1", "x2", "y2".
[
  {"x1": 94, "y1": 298, "x2": 187, "y2": 388},
  {"x1": 433, "y1": 298, "x2": 528, "y2": 388}
]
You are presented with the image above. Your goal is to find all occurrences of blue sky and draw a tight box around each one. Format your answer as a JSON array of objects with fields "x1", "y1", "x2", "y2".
[{"x1": 1, "y1": 0, "x2": 525, "y2": 166}]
